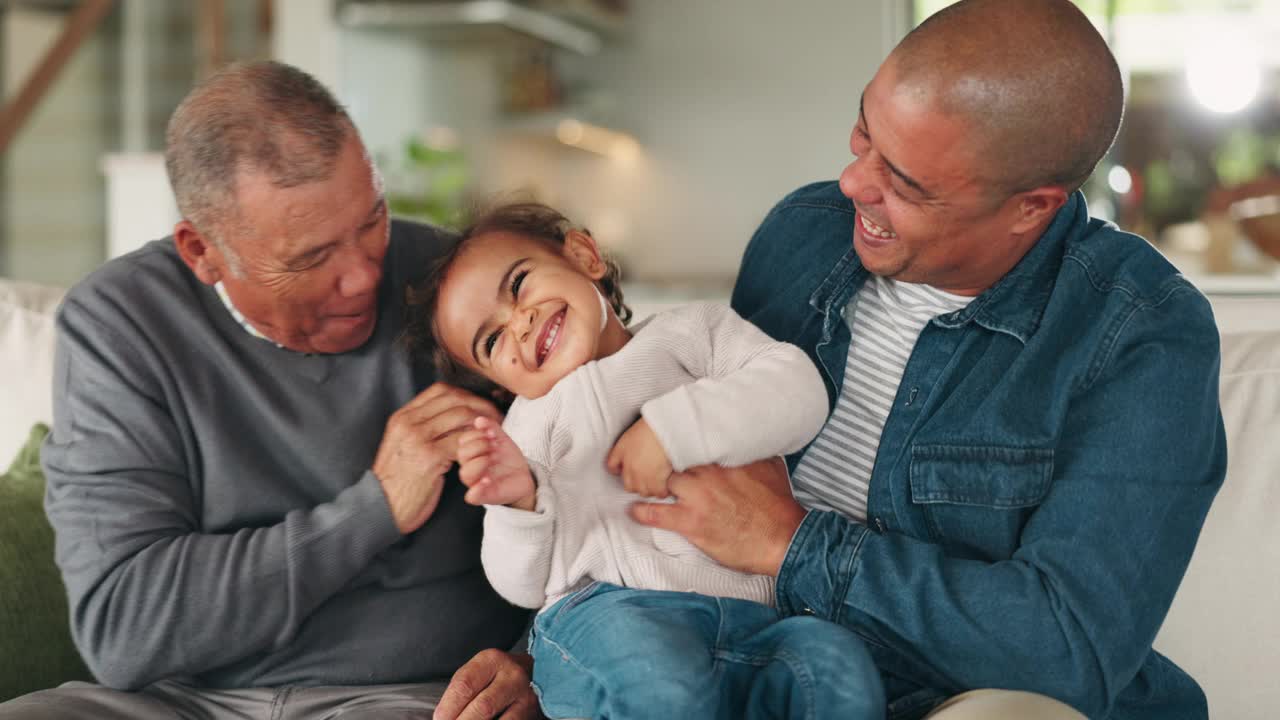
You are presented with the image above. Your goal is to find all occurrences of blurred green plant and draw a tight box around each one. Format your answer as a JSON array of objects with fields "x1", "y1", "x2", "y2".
[
  {"x1": 1214, "y1": 129, "x2": 1280, "y2": 189},
  {"x1": 384, "y1": 137, "x2": 470, "y2": 230},
  {"x1": 1142, "y1": 156, "x2": 1210, "y2": 227}
]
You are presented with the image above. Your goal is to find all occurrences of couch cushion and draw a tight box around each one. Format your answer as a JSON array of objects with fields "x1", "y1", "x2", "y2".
[
  {"x1": 1154, "y1": 327, "x2": 1280, "y2": 720},
  {"x1": 0, "y1": 423, "x2": 92, "y2": 701},
  {"x1": 1208, "y1": 295, "x2": 1280, "y2": 334},
  {"x1": 0, "y1": 280, "x2": 63, "y2": 466}
]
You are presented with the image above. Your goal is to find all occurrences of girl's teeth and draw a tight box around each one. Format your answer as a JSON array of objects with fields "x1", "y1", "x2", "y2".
[{"x1": 540, "y1": 313, "x2": 562, "y2": 362}]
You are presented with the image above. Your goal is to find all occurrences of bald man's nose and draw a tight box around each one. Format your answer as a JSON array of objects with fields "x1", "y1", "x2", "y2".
[{"x1": 839, "y1": 157, "x2": 881, "y2": 206}]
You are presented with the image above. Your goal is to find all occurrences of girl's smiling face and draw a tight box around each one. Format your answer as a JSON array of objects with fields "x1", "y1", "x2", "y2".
[{"x1": 434, "y1": 229, "x2": 630, "y2": 399}]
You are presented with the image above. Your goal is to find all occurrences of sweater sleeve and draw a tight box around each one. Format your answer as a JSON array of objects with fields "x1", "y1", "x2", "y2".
[
  {"x1": 477, "y1": 398, "x2": 562, "y2": 609},
  {"x1": 40, "y1": 298, "x2": 403, "y2": 690},
  {"x1": 480, "y1": 482, "x2": 557, "y2": 609},
  {"x1": 641, "y1": 302, "x2": 829, "y2": 472}
]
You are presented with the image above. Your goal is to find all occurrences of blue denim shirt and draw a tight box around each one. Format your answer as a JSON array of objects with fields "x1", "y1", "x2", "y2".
[{"x1": 731, "y1": 181, "x2": 1226, "y2": 720}]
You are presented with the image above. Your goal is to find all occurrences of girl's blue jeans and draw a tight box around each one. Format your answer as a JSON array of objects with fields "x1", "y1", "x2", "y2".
[{"x1": 529, "y1": 582, "x2": 885, "y2": 720}]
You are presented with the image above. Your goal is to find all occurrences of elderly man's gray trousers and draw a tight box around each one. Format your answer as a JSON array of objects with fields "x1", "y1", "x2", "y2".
[{"x1": 0, "y1": 680, "x2": 448, "y2": 719}]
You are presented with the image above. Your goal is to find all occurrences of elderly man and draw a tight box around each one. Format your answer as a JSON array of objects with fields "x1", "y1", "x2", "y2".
[
  {"x1": 0, "y1": 62, "x2": 537, "y2": 719},
  {"x1": 632, "y1": 2, "x2": 1226, "y2": 719}
]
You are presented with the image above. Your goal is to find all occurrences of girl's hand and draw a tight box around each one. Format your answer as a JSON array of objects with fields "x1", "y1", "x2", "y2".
[
  {"x1": 457, "y1": 417, "x2": 537, "y2": 511},
  {"x1": 607, "y1": 418, "x2": 674, "y2": 498}
]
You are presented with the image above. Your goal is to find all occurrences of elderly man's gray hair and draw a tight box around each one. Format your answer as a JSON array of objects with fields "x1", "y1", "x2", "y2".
[{"x1": 164, "y1": 61, "x2": 358, "y2": 273}]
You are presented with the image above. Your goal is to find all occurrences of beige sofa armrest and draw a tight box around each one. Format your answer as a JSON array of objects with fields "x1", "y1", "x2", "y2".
[{"x1": 924, "y1": 690, "x2": 1086, "y2": 719}]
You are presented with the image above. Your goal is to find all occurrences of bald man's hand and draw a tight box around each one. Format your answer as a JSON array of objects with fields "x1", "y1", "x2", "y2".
[
  {"x1": 373, "y1": 383, "x2": 503, "y2": 534},
  {"x1": 628, "y1": 457, "x2": 808, "y2": 577}
]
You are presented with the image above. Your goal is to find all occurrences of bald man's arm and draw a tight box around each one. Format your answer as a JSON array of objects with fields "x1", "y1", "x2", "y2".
[{"x1": 768, "y1": 289, "x2": 1224, "y2": 716}]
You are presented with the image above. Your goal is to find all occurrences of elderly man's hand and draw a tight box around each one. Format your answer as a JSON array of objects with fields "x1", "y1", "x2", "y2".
[
  {"x1": 628, "y1": 457, "x2": 808, "y2": 577},
  {"x1": 434, "y1": 649, "x2": 542, "y2": 720},
  {"x1": 372, "y1": 383, "x2": 503, "y2": 534}
]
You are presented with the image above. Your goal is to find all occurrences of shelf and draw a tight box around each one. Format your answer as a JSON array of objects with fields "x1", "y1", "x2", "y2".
[
  {"x1": 337, "y1": 0, "x2": 610, "y2": 55},
  {"x1": 500, "y1": 109, "x2": 640, "y2": 162}
]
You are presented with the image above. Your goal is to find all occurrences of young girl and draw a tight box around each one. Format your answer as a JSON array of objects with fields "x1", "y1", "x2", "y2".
[{"x1": 405, "y1": 203, "x2": 882, "y2": 720}]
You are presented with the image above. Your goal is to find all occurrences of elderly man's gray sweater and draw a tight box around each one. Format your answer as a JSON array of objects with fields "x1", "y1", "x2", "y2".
[{"x1": 41, "y1": 221, "x2": 527, "y2": 690}]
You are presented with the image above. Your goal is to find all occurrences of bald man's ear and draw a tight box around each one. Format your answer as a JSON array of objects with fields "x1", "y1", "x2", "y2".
[
  {"x1": 562, "y1": 229, "x2": 607, "y2": 280},
  {"x1": 1010, "y1": 186, "x2": 1070, "y2": 235},
  {"x1": 173, "y1": 220, "x2": 224, "y2": 286}
]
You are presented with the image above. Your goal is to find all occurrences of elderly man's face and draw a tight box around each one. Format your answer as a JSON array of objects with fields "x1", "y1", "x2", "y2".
[
  {"x1": 837, "y1": 56, "x2": 1040, "y2": 296},
  {"x1": 215, "y1": 134, "x2": 390, "y2": 354}
]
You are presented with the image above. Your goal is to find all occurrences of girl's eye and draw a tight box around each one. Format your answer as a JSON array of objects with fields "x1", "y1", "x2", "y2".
[
  {"x1": 511, "y1": 269, "x2": 529, "y2": 298},
  {"x1": 484, "y1": 329, "x2": 502, "y2": 358}
]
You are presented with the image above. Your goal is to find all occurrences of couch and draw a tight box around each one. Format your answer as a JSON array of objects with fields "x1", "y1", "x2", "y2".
[{"x1": 2, "y1": 276, "x2": 1278, "y2": 717}]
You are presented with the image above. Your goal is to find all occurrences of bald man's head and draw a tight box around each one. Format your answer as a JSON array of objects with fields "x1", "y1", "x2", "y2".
[{"x1": 892, "y1": 0, "x2": 1123, "y2": 194}]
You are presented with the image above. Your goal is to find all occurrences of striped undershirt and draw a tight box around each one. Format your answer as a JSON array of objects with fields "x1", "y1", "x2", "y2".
[{"x1": 790, "y1": 275, "x2": 972, "y2": 522}]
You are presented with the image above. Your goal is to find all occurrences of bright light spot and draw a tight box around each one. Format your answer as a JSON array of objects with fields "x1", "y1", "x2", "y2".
[
  {"x1": 609, "y1": 137, "x2": 642, "y2": 168},
  {"x1": 556, "y1": 119, "x2": 642, "y2": 167},
  {"x1": 1108, "y1": 165, "x2": 1133, "y2": 195},
  {"x1": 1187, "y1": 42, "x2": 1261, "y2": 114},
  {"x1": 556, "y1": 119, "x2": 585, "y2": 145}
]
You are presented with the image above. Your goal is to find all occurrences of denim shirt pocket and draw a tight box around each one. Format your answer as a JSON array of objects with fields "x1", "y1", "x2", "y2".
[{"x1": 908, "y1": 444, "x2": 1054, "y2": 562}]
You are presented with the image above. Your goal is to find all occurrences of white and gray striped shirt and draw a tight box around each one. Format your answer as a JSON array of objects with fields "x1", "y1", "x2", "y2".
[{"x1": 790, "y1": 275, "x2": 972, "y2": 522}]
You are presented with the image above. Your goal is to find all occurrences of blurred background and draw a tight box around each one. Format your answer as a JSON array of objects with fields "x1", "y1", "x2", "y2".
[{"x1": 2, "y1": 0, "x2": 1278, "y2": 301}]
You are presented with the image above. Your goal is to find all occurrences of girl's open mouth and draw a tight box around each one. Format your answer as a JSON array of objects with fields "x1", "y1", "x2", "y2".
[{"x1": 535, "y1": 308, "x2": 566, "y2": 367}]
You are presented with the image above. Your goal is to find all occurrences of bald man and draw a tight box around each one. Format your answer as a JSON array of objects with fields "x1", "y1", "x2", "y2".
[{"x1": 630, "y1": 2, "x2": 1225, "y2": 719}]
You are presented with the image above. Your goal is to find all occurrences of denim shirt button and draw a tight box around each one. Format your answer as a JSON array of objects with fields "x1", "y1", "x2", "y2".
[{"x1": 801, "y1": 606, "x2": 816, "y2": 616}]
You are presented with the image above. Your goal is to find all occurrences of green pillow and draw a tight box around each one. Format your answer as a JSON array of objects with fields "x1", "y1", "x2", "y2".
[{"x1": 0, "y1": 423, "x2": 92, "y2": 701}]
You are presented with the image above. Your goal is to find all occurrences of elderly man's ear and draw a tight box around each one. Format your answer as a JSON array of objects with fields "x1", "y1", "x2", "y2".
[{"x1": 174, "y1": 220, "x2": 226, "y2": 286}]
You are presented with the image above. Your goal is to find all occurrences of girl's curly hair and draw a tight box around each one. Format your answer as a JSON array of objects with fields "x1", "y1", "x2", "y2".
[{"x1": 403, "y1": 202, "x2": 632, "y2": 410}]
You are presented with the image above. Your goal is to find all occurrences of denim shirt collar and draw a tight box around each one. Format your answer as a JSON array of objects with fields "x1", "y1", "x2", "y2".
[{"x1": 808, "y1": 192, "x2": 1086, "y2": 345}]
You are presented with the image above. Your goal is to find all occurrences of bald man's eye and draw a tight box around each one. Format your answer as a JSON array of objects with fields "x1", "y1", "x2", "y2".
[
  {"x1": 884, "y1": 176, "x2": 912, "y2": 201},
  {"x1": 852, "y1": 126, "x2": 871, "y2": 155}
]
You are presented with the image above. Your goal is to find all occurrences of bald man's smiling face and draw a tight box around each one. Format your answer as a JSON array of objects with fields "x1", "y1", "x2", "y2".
[{"x1": 836, "y1": 57, "x2": 1051, "y2": 296}]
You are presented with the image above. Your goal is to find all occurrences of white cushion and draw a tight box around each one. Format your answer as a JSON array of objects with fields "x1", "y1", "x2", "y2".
[
  {"x1": 0, "y1": 279, "x2": 63, "y2": 467},
  {"x1": 1154, "y1": 322, "x2": 1280, "y2": 720},
  {"x1": 1207, "y1": 295, "x2": 1280, "y2": 334}
]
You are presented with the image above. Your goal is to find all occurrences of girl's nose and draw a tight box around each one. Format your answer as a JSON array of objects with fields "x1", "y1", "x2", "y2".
[{"x1": 515, "y1": 306, "x2": 536, "y2": 343}]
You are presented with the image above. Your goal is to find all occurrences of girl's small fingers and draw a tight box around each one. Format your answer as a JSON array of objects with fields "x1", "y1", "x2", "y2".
[{"x1": 464, "y1": 478, "x2": 493, "y2": 505}]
